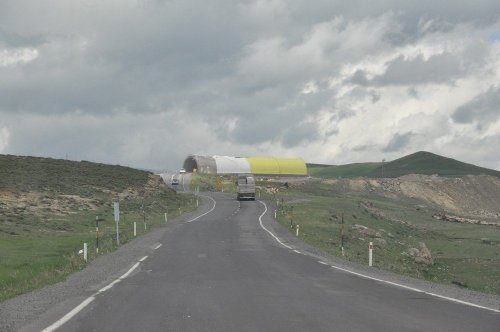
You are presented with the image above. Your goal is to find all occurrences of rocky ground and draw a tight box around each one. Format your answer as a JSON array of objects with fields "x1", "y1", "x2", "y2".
[{"x1": 320, "y1": 174, "x2": 500, "y2": 223}]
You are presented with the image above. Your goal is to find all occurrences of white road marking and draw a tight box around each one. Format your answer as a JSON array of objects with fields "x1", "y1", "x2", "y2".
[
  {"x1": 98, "y1": 280, "x2": 120, "y2": 293},
  {"x1": 257, "y1": 200, "x2": 500, "y2": 314},
  {"x1": 257, "y1": 200, "x2": 292, "y2": 250},
  {"x1": 42, "y1": 195, "x2": 218, "y2": 331},
  {"x1": 41, "y1": 297, "x2": 95, "y2": 332},
  {"x1": 119, "y1": 262, "x2": 140, "y2": 280},
  {"x1": 318, "y1": 261, "x2": 329, "y2": 265},
  {"x1": 293, "y1": 250, "x2": 302, "y2": 254},
  {"x1": 42, "y1": 257, "x2": 147, "y2": 331},
  {"x1": 186, "y1": 195, "x2": 216, "y2": 223}
]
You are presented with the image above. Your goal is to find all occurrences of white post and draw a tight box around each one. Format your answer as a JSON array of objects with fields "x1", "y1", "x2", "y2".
[
  {"x1": 369, "y1": 242, "x2": 373, "y2": 267},
  {"x1": 164, "y1": 212, "x2": 168, "y2": 223},
  {"x1": 274, "y1": 209, "x2": 277, "y2": 219},
  {"x1": 197, "y1": 198, "x2": 199, "y2": 207},
  {"x1": 83, "y1": 243, "x2": 87, "y2": 262},
  {"x1": 296, "y1": 225, "x2": 300, "y2": 237},
  {"x1": 114, "y1": 202, "x2": 120, "y2": 246},
  {"x1": 134, "y1": 222, "x2": 137, "y2": 237}
]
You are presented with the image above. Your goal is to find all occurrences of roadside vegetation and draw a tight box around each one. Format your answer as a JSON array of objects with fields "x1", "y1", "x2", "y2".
[
  {"x1": 0, "y1": 155, "x2": 196, "y2": 302},
  {"x1": 261, "y1": 176, "x2": 500, "y2": 295}
]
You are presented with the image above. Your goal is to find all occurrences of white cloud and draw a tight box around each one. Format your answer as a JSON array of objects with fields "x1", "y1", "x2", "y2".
[
  {"x1": 0, "y1": 0, "x2": 499, "y2": 170},
  {"x1": 0, "y1": 48, "x2": 38, "y2": 67}
]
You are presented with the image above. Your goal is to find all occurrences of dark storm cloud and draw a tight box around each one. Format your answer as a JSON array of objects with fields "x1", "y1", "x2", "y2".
[
  {"x1": 1, "y1": 0, "x2": 500, "y2": 169},
  {"x1": 383, "y1": 132, "x2": 415, "y2": 152},
  {"x1": 452, "y1": 85, "x2": 500, "y2": 125}
]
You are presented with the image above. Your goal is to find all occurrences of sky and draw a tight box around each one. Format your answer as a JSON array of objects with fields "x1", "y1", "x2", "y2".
[{"x1": 1, "y1": 0, "x2": 499, "y2": 171}]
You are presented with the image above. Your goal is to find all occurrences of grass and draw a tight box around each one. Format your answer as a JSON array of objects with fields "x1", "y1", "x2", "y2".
[
  {"x1": 0, "y1": 154, "x2": 197, "y2": 302},
  {"x1": 266, "y1": 182, "x2": 500, "y2": 295}
]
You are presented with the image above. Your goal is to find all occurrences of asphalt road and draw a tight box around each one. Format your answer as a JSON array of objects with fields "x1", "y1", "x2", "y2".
[
  {"x1": 40, "y1": 192, "x2": 499, "y2": 332},
  {"x1": 159, "y1": 172, "x2": 192, "y2": 192}
]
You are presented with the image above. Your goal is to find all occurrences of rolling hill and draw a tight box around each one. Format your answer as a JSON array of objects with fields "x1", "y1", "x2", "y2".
[{"x1": 308, "y1": 151, "x2": 500, "y2": 179}]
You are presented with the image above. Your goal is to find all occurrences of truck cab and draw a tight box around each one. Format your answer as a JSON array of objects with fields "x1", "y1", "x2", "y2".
[{"x1": 236, "y1": 174, "x2": 256, "y2": 201}]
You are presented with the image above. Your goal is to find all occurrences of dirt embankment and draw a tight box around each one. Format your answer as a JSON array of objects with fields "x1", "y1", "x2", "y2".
[
  {"x1": 0, "y1": 174, "x2": 167, "y2": 219},
  {"x1": 321, "y1": 174, "x2": 500, "y2": 221}
]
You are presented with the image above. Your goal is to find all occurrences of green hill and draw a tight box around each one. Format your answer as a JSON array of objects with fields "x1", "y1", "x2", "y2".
[
  {"x1": 0, "y1": 154, "x2": 195, "y2": 302},
  {"x1": 308, "y1": 162, "x2": 382, "y2": 178},
  {"x1": 0, "y1": 155, "x2": 149, "y2": 195},
  {"x1": 308, "y1": 151, "x2": 500, "y2": 178}
]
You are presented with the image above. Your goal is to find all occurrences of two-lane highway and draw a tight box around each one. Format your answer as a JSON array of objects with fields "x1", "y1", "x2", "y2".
[{"x1": 45, "y1": 192, "x2": 498, "y2": 331}]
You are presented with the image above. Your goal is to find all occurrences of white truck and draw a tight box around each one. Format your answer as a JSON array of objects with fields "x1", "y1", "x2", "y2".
[{"x1": 236, "y1": 174, "x2": 256, "y2": 201}]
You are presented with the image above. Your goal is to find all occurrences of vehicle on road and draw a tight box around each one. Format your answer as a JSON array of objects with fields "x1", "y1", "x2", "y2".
[
  {"x1": 179, "y1": 168, "x2": 186, "y2": 173},
  {"x1": 236, "y1": 174, "x2": 255, "y2": 201},
  {"x1": 171, "y1": 178, "x2": 180, "y2": 185}
]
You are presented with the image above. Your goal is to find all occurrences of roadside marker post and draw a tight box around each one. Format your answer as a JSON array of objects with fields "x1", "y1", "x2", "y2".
[
  {"x1": 369, "y1": 242, "x2": 373, "y2": 267},
  {"x1": 340, "y1": 213, "x2": 345, "y2": 257},
  {"x1": 134, "y1": 222, "x2": 137, "y2": 237},
  {"x1": 274, "y1": 209, "x2": 277, "y2": 219},
  {"x1": 95, "y1": 216, "x2": 99, "y2": 254},
  {"x1": 164, "y1": 212, "x2": 168, "y2": 223},
  {"x1": 114, "y1": 202, "x2": 120, "y2": 246},
  {"x1": 296, "y1": 224, "x2": 300, "y2": 237},
  {"x1": 83, "y1": 243, "x2": 87, "y2": 262},
  {"x1": 197, "y1": 198, "x2": 199, "y2": 207}
]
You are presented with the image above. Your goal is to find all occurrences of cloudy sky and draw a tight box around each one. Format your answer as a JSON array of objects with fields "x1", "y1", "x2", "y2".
[{"x1": 1, "y1": 0, "x2": 500, "y2": 171}]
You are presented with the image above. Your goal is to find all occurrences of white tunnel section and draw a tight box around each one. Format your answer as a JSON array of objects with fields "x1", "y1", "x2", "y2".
[{"x1": 213, "y1": 156, "x2": 251, "y2": 174}]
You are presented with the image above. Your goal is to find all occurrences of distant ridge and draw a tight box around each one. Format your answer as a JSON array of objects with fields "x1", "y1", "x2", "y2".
[{"x1": 308, "y1": 151, "x2": 500, "y2": 179}]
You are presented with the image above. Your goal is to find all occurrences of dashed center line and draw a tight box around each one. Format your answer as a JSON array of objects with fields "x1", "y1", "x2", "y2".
[{"x1": 154, "y1": 244, "x2": 162, "y2": 250}]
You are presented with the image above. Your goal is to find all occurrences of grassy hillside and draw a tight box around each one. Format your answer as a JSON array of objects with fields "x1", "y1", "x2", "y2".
[
  {"x1": 0, "y1": 155, "x2": 148, "y2": 194},
  {"x1": 308, "y1": 162, "x2": 382, "y2": 178},
  {"x1": 0, "y1": 154, "x2": 196, "y2": 302},
  {"x1": 308, "y1": 151, "x2": 500, "y2": 179}
]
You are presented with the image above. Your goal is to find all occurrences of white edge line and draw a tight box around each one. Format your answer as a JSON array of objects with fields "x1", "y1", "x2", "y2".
[
  {"x1": 293, "y1": 250, "x2": 301, "y2": 254},
  {"x1": 154, "y1": 244, "x2": 162, "y2": 250},
  {"x1": 98, "y1": 279, "x2": 120, "y2": 293},
  {"x1": 119, "y1": 262, "x2": 140, "y2": 280},
  {"x1": 257, "y1": 200, "x2": 500, "y2": 314},
  {"x1": 318, "y1": 261, "x2": 329, "y2": 265},
  {"x1": 187, "y1": 195, "x2": 216, "y2": 223},
  {"x1": 257, "y1": 200, "x2": 292, "y2": 250},
  {"x1": 41, "y1": 297, "x2": 95, "y2": 332},
  {"x1": 42, "y1": 258, "x2": 148, "y2": 331}
]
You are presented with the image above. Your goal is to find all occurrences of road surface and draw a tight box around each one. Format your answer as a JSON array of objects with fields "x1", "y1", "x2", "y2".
[{"x1": 37, "y1": 192, "x2": 498, "y2": 331}]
